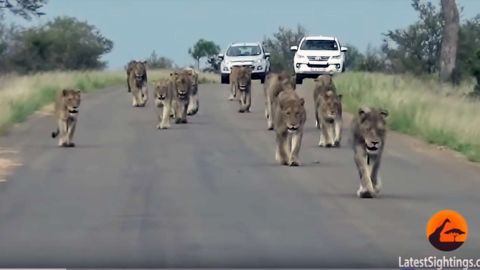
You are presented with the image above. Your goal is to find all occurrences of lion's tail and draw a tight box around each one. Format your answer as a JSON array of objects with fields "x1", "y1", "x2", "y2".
[{"x1": 51, "y1": 128, "x2": 59, "y2": 139}]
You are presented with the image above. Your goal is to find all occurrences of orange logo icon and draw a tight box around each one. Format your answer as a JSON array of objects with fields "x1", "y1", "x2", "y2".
[{"x1": 426, "y1": 210, "x2": 468, "y2": 251}]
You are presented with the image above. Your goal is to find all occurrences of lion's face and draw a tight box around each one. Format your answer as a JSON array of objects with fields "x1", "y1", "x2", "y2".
[
  {"x1": 155, "y1": 81, "x2": 169, "y2": 101},
  {"x1": 321, "y1": 91, "x2": 342, "y2": 123},
  {"x1": 357, "y1": 107, "x2": 388, "y2": 155},
  {"x1": 236, "y1": 67, "x2": 251, "y2": 91},
  {"x1": 133, "y1": 61, "x2": 146, "y2": 82},
  {"x1": 171, "y1": 72, "x2": 190, "y2": 100},
  {"x1": 185, "y1": 69, "x2": 198, "y2": 88},
  {"x1": 62, "y1": 89, "x2": 81, "y2": 117},
  {"x1": 281, "y1": 98, "x2": 305, "y2": 133}
]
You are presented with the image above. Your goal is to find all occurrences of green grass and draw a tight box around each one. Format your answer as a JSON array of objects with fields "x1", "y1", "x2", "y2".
[
  {"x1": 0, "y1": 69, "x2": 219, "y2": 134},
  {"x1": 328, "y1": 72, "x2": 480, "y2": 162}
]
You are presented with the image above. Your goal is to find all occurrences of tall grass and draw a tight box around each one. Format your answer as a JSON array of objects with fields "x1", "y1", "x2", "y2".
[
  {"x1": 323, "y1": 72, "x2": 480, "y2": 162},
  {"x1": 0, "y1": 69, "x2": 219, "y2": 133}
]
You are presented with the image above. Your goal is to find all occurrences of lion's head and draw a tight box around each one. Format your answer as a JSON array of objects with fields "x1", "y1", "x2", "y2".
[
  {"x1": 154, "y1": 80, "x2": 169, "y2": 101},
  {"x1": 132, "y1": 61, "x2": 147, "y2": 83},
  {"x1": 184, "y1": 68, "x2": 198, "y2": 88},
  {"x1": 61, "y1": 89, "x2": 81, "y2": 117},
  {"x1": 321, "y1": 90, "x2": 342, "y2": 123},
  {"x1": 357, "y1": 107, "x2": 389, "y2": 155},
  {"x1": 171, "y1": 71, "x2": 191, "y2": 100},
  {"x1": 314, "y1": 74, "x2": 335, "y2": 89},
  {"x1": 235, "y1": 66, "x2": 252, "y2": 91},
  {"x1": 280, "y1": 97, "x2": 305, "y2": 133}
]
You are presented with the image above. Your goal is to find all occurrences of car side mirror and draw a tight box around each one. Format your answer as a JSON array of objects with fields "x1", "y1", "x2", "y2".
[
  {"x1": 290, "y1": 46, "x2": 298, "y2": 52},
  {"x1": 218, "y1": 53, "x2": 224, "y2": 60},
  {"x1": 341, "y1": 47, "x2": 348, "y2": 52},
  {"x1": 264, "y1": 52, "x2": 271, "y2": 59}
]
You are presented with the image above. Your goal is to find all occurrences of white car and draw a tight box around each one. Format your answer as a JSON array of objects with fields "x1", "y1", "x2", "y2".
[
  {"x1": 219, "y1": 42, "x2": 271, "y2": 84},
  {"x1": 291, "y1": 36, "x2": 348, "y2": 84}
]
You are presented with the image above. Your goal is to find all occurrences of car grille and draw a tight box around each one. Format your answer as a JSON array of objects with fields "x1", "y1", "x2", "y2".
[
  {"x1": 231, "y1": 64, "x2": 254, "y2": 69},
  {"x1": 307, "y1": 56, "x2": 330, "y2": 61},
  {"x1": 307, "y1": 63, "x2": 329, "y2": 68}
]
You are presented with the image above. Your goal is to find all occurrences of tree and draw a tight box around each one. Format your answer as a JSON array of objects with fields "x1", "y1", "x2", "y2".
[
  {"x1": 146, "y1": 50, "x2": 174, "y2": 69},
  {"x1": 439, "y1": 0, "x2": 460, "y2": 81},
  {"x1": 0, "y1": 0, "x2": 46, "y2": 20},
  {"x1": 358, "y1": 45, "x2": 386, "y2": 72},
  {"x1": 444, "y1": 228, "x2": 465, "y2": 243},
  {"x1": 9, "y1": 16, "x2": 113, "y2": 72},
  {"x1": 0, "y1": 15, "x2": 17, "y2": 71},
  {"x1": 263, "y1": 25, "x2": 307, "y2": 72},
  {"x1": 343, "y1": 44, "x2": 365, "y2": 71},
  {"x1": 188, "y1": 39, "x2": 220, "y2": 70},
  {"x1": 382, "y1": 0, "x2": 443, "y2": 74},
  {"x1": 454, "y1": 15, "x2": 480, "y2": 84},
  {"x1": 469, "y1": 49, "x2": 480, "y2": 96}
]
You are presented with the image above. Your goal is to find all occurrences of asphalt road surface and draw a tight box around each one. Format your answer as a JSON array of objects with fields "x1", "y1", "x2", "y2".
[{"x1": 0, "y1": 82, "x2": 479, "y2": 268}]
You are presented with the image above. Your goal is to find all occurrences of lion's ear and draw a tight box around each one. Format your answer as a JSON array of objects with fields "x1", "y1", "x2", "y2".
[
  {"x1": 337, "y1": 94, "x2": 343, "y2": 100},
  {"x1": 75, "y1": 90, "x2": 81, "y2": 95},
  {"x1": 358, "y1": 107, "x2": 370, "y2": 118},
  {"x1": 61, "y1": 89, "x2": 68, "y2": 96},
  {"x1": 379, "y1": 108, "x2": 389, "y2": 118},
  {"x1": 299, "y1": 98, "x2": 305, "y2": 107}
]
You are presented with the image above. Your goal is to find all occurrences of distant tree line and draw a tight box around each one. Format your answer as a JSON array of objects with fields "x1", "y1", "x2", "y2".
[{"x1": 146, "y1": 50, "x2": 175, "y2": 69}]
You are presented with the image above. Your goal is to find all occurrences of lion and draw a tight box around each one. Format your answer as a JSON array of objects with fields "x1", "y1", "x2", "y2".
[
  {"x1": 51, "y1": 89, "x2": 81, "y2": 147},
  {"x1": 125, "y1": 60, "x2": 136, "y2": 93},
  {"x1": 228, "y1": 66, "x2": 240, "y2": 100},
  {"x1": 154, "y1": 79, "x2": 173, "y2": 129},
  {"x1": 273, "y1": 88, "x2": 306, "y2": 166},
  {"x1": 315, "y1": 90, "x2": 343, "y2": 147},
  {"x1": 313, "y1": 74, "x2": 336, "y2": 128},
  {"x1": 170, "y1": 71, "x2": 192, "y2": 124},
  {"x1": 351, "y1": 107, "x2": 389, "y2": 198},
  {"x1": 231, "y1": 66, "x2": 252, "y2": 113},
  {"x1": 127, "y1": 60, "x2": 148, "y2": 107},
  {"x1": 264, "y1": 71, "x2": 295, "y2": 130},
  {"x1": 184, "y1": 68, "x2": 200, "y2": 116}
]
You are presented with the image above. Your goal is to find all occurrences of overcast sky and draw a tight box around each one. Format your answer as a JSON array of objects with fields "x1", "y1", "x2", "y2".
[{"x1": 6, "y1": 0, "x2": 480, "y2": 69}]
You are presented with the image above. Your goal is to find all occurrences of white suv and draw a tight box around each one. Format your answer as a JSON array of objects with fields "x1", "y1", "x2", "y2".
[
  {"x1": 219, "y1": 42, "x2": 271, "y2": 84},
  {"x1": 291, "y1": 36, "x2": 347, "y2": 84}
]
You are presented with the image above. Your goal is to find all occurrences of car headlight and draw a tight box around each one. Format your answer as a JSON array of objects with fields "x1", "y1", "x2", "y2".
[
  {"x1": 296, "y1": 54, "x2": 305, "y2": 59},
  {"x1": 254, "y1": 59, "x2": 263, "y2": 64},
  {"x1": 332, "y1": 55, "x2": 341, "y2": 59}
]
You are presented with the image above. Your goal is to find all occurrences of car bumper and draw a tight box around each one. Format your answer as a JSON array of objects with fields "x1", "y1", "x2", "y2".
[
  {"x1": 221, "y1": 66, "x2": 267, "y2": 78},
  {"x1": 294, "y1": 62, "x2": 343, "y2": 75}
]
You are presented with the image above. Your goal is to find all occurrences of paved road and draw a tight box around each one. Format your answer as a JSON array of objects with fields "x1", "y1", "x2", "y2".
[{"x1": 0, "y1": 82, "x2": 479, "y2": 268}]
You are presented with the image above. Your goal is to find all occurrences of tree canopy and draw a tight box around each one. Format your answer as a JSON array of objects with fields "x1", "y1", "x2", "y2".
[
  {"x1": 0, "y1": 0, "x2": 46, "y2": 20},
  {"x1": 188, "y1": 39, "x2": 220, "y2": 70},
  {"x1": 1, "y1": 16, "x2": 113, "y2": 72}
]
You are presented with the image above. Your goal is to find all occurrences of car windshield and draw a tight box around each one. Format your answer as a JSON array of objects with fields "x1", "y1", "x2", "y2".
[
  {"x1": 226, "y1": 45, "x2": 261, "y2": 56},
  {"x1": 300, "y1": 39, "x2": 338, "y2": 51}
]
